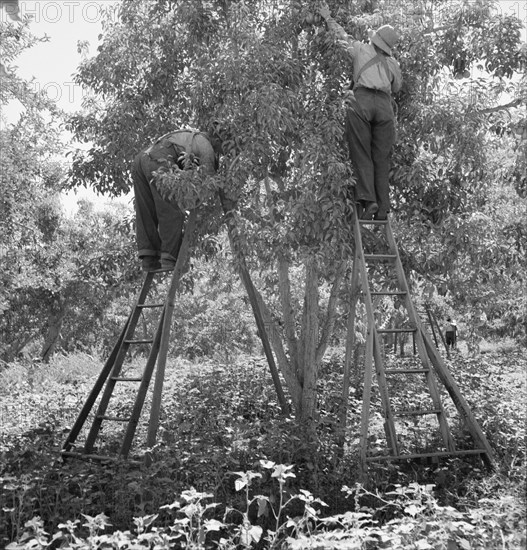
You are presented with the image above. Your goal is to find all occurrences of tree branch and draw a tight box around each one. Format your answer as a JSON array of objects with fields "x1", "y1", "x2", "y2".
[
  {"x1": 277, "y1": 257, "x2": 300, "y2": 370},
  {"x1": 264, "y1": 176, "x2": 300, "y2": 372},
  {"x1": 476, "y1": 99, "x2": 524, "y2": 114},
  {"x1": 255, "y1": 289, "x2": 303, "y2": 401},
  {"x1": 316, "y1": 261, "x2": 346, "y2": 365}
]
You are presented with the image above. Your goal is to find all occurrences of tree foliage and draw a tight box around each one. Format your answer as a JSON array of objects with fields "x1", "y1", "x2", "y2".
[
  {"x1": 0, "y1": 11, "x2": 150, "y2": 363},
  {"x1": 0, "y1": 106, "x2": 65, "y2": 362},
  {"x1": 65, "y1": 0, "x2": 526, "y2": 418}
]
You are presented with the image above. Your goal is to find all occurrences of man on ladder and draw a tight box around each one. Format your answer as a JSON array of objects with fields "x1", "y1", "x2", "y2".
[
  {"x1": 315, "y1": 5, "x2": 494, "y2": 471},
  {"x1": 132, "y1": 129, "x2": 222, "y2": 272},
  {"x1": 62, "y1": 122, "x2": 291, "y2": 460},
  {"x1": 318, "y1": 3, "x2": 402, "y2": 220}
]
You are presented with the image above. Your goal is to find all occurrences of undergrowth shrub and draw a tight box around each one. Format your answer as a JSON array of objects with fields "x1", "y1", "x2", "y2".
[
  {"x1": 6, "y1": 466, "x2": 526, "y2": 549},
  {"x1": 1, "y1": 348, "x2": 525, "y2": 548}
]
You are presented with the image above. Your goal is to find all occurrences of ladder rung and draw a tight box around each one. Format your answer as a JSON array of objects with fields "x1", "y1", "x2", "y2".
[
  {"x1": 97, "y1": 415, "x2": 131, "y2": 422},
  {"x1": 395, "y1": 409, "x2": 442, "y2": 416},
  {"x1": 137, "y1": 303, "x2": 164, "y2": 309},
  {"x1": 385, "y1": 369, "x2": 429, "y2": 374},
  {"x1": 371, "y1": 291, "x2": 407, "y2": 296},
  {"x1": 364, "y1": 254, "x2": 396, "y2": 261},
  {"x1": 111, "y1": 377, "x2": 142, "y2": 382},
  {"x1": 364, "y1": 449, "x2": 487, "y2": 462},
  {"x1": 124, "y1": 339, "x2": 154, "y2": 344},
  {"x1": 377, "y1": 328, "x2": 416, "y2": 334}
]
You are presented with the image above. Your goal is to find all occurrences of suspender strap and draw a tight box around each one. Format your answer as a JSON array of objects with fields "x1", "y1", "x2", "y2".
[
  {"x1": 353, "y1": 53, "x2": 392, "y2": 90},
  {"x1": 154, "y1": 128, "x2": 201, "y2": 144}
]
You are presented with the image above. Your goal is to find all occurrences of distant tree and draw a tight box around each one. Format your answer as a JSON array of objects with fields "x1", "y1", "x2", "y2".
[
  {"x1": 1, "y1": 7, "x2": 62, "y2": 362},
  {"x1": 0, "y1": 14, "x2": 51, "y2": 116},
  {"x1": 0, "y1": 115, "x2": 140, "y2": 362},
  {"x1": 0, "y1": 108, "x2": 65, "y2": 362},
  {"x1": 40, "y1": 200, "x2": 140, "y2": 360},
  {"x1": 67, "y1": 0, "x2": 526, "y2": 421},
  {"x1": 0, "y1": 14, "x2": 140, "y2": 363}
]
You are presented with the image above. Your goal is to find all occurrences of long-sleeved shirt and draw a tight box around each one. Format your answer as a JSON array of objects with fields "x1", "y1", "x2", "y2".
[
  {"x1": 149, "y1": 130, "x2": 217, "y2": 175},
  {"x1": 325, "y1": 16, "x2": 402, "y2": 95}
]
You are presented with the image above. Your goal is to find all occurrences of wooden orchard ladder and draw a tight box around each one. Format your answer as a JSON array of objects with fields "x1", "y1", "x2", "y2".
[
  {"x1": 62, "y1": 206, "x2": 288, "y2": 463},
  {"x1": 62, "y1": 211, "x2": 198, "y2": 462},
  {"x1": 347, "y1": 210, "x2": 494, "y2": 474}
]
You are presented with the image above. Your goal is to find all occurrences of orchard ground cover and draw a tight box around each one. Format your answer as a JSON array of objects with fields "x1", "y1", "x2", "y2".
[{"x1": 0, "y1": 342, "x2": 525, "y2": 549}]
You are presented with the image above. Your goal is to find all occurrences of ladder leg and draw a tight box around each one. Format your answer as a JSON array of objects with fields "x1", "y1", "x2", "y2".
[
  {"x1": 410, "y1": 326, "x2": 454, "y2": 451},
  {"x1": 372, "y1": 331, "x2": 399, "y2": 455},
  {"x1": 382, "y1": 222, "x2": 454, "y2": 451},
  {"x1": 354, "y1": 210, "x2": 401, "y2": 463},
  {"x1": 62, "y1": 313, "x2": 131, "y2": 454},
  {"x1": 352, "y1": 211, "x2": 494, "y2": 467},
  {"x1": 339, "y1": 256, "x2": 360, "y2": 440},
  {"x1": 121, "y1": 309, "x2": 165, "y2": 456},
  {"x1": 423, "y1": 364, "x2": 456, "y2": 451},
  {"x1": 422, "y1": 331, "x2": 495, "y2": 468},
  {"x1": 84, "y1": 273, "x2": 156, "y2": 454},
  {"x1": 359, "y1": 328, "x2": 375, "y2": 474},
  {"x1": 146, "y1": 210, "x2": 198, "y2": 451},
  {"x1": 426, "y1": 306, "x2": 440, "y2": 348},
  {"x1": 220, "y1": 197, "x2": 290, "y2": 416}
]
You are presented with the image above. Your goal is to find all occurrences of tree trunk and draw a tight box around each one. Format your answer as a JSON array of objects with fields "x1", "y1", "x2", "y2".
[
  {"x1": 299, "y1": 258, "x2": 319, "y2": 422},
  {"x1": 258, "y1": 255, "x2": 345, "y2": 424}
]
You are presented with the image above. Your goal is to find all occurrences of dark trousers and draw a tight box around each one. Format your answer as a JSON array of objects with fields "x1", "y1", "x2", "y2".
[
  {"x1": 132, "y1": 143, "x2": 185, "y2": 262},
  {"x1": 345, "y1": 88, "x2": 395, "y2": 215}
]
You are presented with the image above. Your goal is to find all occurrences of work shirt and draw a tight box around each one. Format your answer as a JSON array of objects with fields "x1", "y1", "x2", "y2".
[
  {"x1": 326, "y1": 19, "x2": 402, "y2": 95},
  {"x1": 146, "y1": 129, "x2": 217, "y2": 175}
]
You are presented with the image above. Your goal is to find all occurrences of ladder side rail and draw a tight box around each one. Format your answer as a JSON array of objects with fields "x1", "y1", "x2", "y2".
[
  {"x1": 405, "y1": 305, "x2": 457, "y2": 448},
  {"x1": 359, "y1": 328, "x2": 375, "y2": 473},
  {"x1": 383, "y1": 219, "x2": 427, "y2": 356},
  {"x1": 146, "y1": 209, "x2": 199, "y2": 450},
  {"x1": 430, "y1": 307, "x2": 450, "y2": 357},
  {"x1": 372, "y1": 330, "x2": 400, "y2": 455},
  {"x1": 236, "y1": 260, "x2": 290, "y2": 415},
  {"x1": 62, "y1": 313, "x2": 132, "y2": 454},
  {"x1": 425, "y1": 306, "x2": 440, "y2": 348},
  {"x1": 384, "y1": 219, "x2": 455, "y2": 450},
  {"x1": 339, "y1": 255, "x2": 360, "y2": 440},
  {"x1": 83, "y1": 274, "x2": 156, "y2": 454},
  {"x1": 354, "y1": 216, "x2": 398, "y2": 463},
  {"x1": 221, "y1": 196, "x2": 290, "y2": 416},
  {"x1": 370, "y1": 293, "x2": 399, "y2": 454},
  {"x1": 423, "y1": 368, "x2": 457, "y2": 452},
  {"x1": 422, "y1": 332, "x2": 495, "y2": 467},
  {"x1": 121, "y1": 308, "x2": 165, "y2": 456}
]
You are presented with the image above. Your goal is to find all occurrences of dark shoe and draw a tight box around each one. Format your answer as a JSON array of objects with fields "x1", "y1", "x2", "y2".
[
  {"x1": 141, "y1": 257, "x2": 161, "y2": 272},
  {"x1": 361, "y1": 201, "x2": 378, "y2": 220},
  {"x1": 160, "y1": 259, "x2": 176, "y2": 271},
  {"x1": 374, "y1": 203, "x2": 389, "y2": 220}
]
